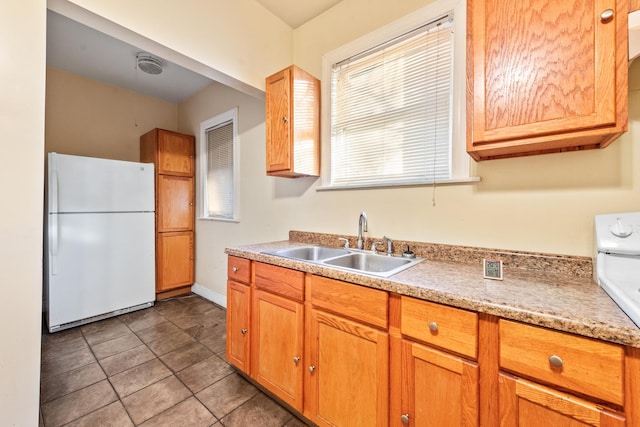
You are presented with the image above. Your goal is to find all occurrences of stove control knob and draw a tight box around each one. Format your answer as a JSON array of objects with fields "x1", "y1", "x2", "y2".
[{"x1": 610, "y1": 218, "x2": 633, "y2": 238}]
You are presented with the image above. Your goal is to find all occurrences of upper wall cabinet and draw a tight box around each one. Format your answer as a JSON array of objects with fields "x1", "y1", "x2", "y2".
[
  {"x1": 265, "y1": 65, "x2": 320, "y2": 177},
  {"x1": 466, "y1": 0, "x2": 628, "y2": 161}
]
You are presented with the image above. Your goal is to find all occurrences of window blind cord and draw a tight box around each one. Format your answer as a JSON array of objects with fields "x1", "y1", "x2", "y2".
[{"x1": 432, "y1": 23, "x2": 442, "y2": 207}]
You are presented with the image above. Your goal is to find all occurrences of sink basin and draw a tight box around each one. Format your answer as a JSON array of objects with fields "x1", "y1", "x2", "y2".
[
  {"x1": 264, "y1": 245, "x2": 423, "y2": 278},
  {"x1": 267, "y1": 246, "x2": 350, "y2": 261},
  {"x1": 323, "y1": 252, "x2": 413, "y2": 276}
]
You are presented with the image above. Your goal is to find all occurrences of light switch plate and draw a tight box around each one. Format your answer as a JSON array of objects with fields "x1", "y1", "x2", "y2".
[{"x1": 483, "y1": 259, "x2": 503, "y2": 280}]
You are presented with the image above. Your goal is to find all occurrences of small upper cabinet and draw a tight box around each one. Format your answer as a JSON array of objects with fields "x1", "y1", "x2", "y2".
[
  {"x1": 467, "y1": 0, "x2": 628, "y2": 160},
  {"x1": 141, "y1": 129, "x2": 194, "y2": 176},
  {"x1": 265, "y1": 65, "x2": 320, "y2": 177}
]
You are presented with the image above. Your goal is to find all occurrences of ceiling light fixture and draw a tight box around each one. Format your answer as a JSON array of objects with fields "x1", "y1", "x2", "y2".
[{"x1": 136, "y1": 53, "x2": 163, "y2": 75}]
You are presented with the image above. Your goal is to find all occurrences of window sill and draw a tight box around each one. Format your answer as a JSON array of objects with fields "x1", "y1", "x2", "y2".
[
  {"x1": 197, "y1": 217, "x2": 240, "y2": 223},
  {"x1": 316, "y1": 176, "x2": 481, "y2": 191}
]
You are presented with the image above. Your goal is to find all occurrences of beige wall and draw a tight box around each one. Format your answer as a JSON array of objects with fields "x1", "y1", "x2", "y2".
[
  {"x1": 0, "y1": 0, "x2": 46, "y2": 424},
  {"x1": 46, "y1": 67, "x2": 178, "y2": 161}
]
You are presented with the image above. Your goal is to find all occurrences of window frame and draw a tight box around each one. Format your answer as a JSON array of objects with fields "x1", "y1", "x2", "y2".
[
  {"x1": 199, "y1": 107, "x2": 240, "y2": 222},
  {"x1": 319, "y1": 0, "x2": 476, "y2": 190}
]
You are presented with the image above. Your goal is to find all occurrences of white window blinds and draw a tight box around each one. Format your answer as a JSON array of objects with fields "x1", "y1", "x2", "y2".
[
  {"x1": 330, "y1": 15, "x2": 453, "y2": 187},
  {"x1": 206, "y1": 120, "x2": 234, "y2": 218}
]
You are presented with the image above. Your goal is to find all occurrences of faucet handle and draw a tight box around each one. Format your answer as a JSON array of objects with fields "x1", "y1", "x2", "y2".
[
  {"x1": 371, "y1": 241, "x2": 384, "y2": 253},
  {"x1": 383, "y1": 236, "x2": 393, "y2": 255},
  {"x1": 338, "y1": 238, "x2": 349, "y2": 249}
]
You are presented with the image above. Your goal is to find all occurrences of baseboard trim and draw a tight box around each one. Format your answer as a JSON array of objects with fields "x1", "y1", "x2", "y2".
[{"x1": 191, "y1": 283, "x2": 227, "y2": 308}]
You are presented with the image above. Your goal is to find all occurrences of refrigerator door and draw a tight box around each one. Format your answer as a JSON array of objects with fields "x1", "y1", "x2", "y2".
[
  {"x1": 48, "y1": 152, "x2": 154, "y2": 214},
  {"x1": 47, "y1": 212, "x2": 155, "y2": 329}
]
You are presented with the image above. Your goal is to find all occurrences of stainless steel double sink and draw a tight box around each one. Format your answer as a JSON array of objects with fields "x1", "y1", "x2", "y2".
[{"x1": 263, "y1": 245, "x2": 423, "y2": 278}]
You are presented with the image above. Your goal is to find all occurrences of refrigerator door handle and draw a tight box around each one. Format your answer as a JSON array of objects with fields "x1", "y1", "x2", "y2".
[{"x1": 49, "y1": 213, "x2": 58, "y2": 275}]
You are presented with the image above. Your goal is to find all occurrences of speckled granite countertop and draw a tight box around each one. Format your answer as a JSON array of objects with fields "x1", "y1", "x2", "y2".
[{"x1": 225, "y1": 235, "x2": 640, "y2": 348}]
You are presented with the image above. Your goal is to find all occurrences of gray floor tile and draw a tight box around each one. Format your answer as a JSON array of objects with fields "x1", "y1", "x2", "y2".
[
  {"x1": 99, "y1": 344, "x2": 156, "y2": 377},
  {"x1": 196, "y1": 373, "x2": 259, "y2": 419},
  {"x1": 41, "y1": 335, "x2": 88, "y2": 361},
  {"x1": 146, "y1": 330, "x2": 195, "y2": 356},
  {"x1": 121, "y1": 375, "x2": 191, "y2": 425},
  {"x1": 83, "y1": 321, "x2": 131, "y2": 346},
  {"x1": 220, "y1": 393, "x2": 293, "y2": 427},
  {"x1": 64, "y1": 401, "x2": 134, "y2": 427},
  {"x1": 160, "y1": 341, "x2": 213, "y2": 372},
  {"x1": 135, "y1": 320, "x2": 180, "y2": 343},
  {"x1": 176, "y1": 354, "x2": 234, "y2": 393},
  {"x1": 139, "y1": 396, "x2": 216, "y2": 426},
  {"x1": 41, "y1": 379, "x2": 117, "y2": 427},
  {"x1": 40, "y1": 346, "x2": 96, "y2": 381},
  {"x1": 120, "y1": 309, "x2": 168, "y2": 332},
  {"x1": 91, "y1": 332, "x2": 143, "y2": 360},
  {"x1": 40, "y1": 362, "x2": 106, "y2": 403},
  {"x1": 110, "y1": 358, "x2": 172, "y2": 398}
]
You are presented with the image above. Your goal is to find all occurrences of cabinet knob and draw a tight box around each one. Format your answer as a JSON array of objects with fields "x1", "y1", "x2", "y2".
[
  {"x1": 428, "y1": 321, "x2": 438, "y2": 332},
  {"x1": 232, "y1": 267, "x2": 239, "y2": 272},
  {"x1": 600, "y1": 8, "x2": 614, "y2": 22},
  {"x1": 308, "y1": 365, "x2": 316, "y2": 373},
  {"x1": 548, "y1": 354, "x2": 563, "y2": 368},
  {"x1": 293, "y1": 356, "x2": 300, "y2": 364},
  {"x1": 241, "y1": 328, "x2": 248, "y2": 335},
  {"x1": 282, "y1": 116, "x2": 288, "y2": 123},
  {"x1": 401, "y1": 414, "x2": 410, "y2": 425},
  {"x1": 189, "y1": 202, "x2": 193, "y2": 206}
]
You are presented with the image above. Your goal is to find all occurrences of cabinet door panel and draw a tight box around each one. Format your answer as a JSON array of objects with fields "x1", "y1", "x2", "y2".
[
  {"x1": 266, "y1": 68, "x2": 291, "y2": 173},
  {"x1": 498, "y1": 373, "x2": 625, "y2": 427},
  {"x1": 157, "y1": 231, "x2": 193, "y2": 291},
  {"x1": 158, "y1": 130, "x2": 194, "y2": 176},
  {"x1": 307, "y1": 309, "x2": 388, "y2": 427},
  {"x1": 401, "y1": 340, "x2": 478, "y2": 426},
  {"x1": 251, "y1": 289, "x2": 304, "y2": 411},
  {"x1": 226, "y1": 280, "x2": 250, "y2": 373},
  {"x1": 157, "y1": 175, "x2": 194, "y2": 232}
]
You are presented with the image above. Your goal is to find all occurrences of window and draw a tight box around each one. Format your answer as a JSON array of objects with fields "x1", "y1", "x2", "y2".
[
  {"x1": 200, "y1": 108, "x2": 238, "y2": 221},
  {"x1": 321, "y1": 0, "x2": 473, "y2": 189}
]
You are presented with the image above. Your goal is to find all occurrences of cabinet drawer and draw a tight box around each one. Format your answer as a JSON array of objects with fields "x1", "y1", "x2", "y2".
[
  {"x1": 401, "y1": 296, "x2": 478, "y2": 359},
  {"x1": 499, "y1": 319, "x2": 624, "y2": 405},
  {"x1": 227, "y1": 256, "x2": 251, "y2": 285},
  {"x1": 254, "y1": 262, "x2": 305, "y2": 302},
  {"x1": 309, "y1": 275, "x2": 388, "y2": 329}
]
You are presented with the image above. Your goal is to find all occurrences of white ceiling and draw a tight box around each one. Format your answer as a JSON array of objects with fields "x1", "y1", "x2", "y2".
[
  {"x1": 46, "y1": 1, "x2": 342, "y2": 104},
  {"x1": 254, "y1": 0, "x2": 343, "y2": 28}
]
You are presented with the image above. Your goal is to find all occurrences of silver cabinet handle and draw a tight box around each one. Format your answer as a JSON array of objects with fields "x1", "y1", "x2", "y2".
[
  {"x1": 241, "y1": 328, "x2": 248, "y2": 335},
  {"x1": 428, "y1": 321, "x2": 438, "y2": 332},
  {"x1": 293, "y1": 356, "x2": 300, "y2": 364},
  {"x1": 232, "y1": 267, "x2": 238, "y2": 272},
  {"x1": 400, "y1": 413, "x2": 410, "y2": 425},
  {"x1": 308, "y1": 365, "x2": 315, "y2": 373},
  {"x1": 548, "y1": 355, "x2": 563, "y2": 368},
  {"x1": 601, "y1": 9, "x2": 614, "y2": 22}
]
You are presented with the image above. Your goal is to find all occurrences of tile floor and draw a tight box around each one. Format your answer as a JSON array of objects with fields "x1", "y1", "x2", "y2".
[{"x1": 40, "y1": 294, "x2": 309, "y2": 427}]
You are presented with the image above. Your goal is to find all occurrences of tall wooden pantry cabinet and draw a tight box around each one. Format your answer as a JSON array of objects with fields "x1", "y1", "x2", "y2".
[{"x1": 140, "y1": 128, "x2": 195, "y2": 299}]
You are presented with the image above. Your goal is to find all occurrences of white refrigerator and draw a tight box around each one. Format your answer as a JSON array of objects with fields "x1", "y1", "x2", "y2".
[{"x1": 45, "y1": 153, "x2": 156, "y2": 333}]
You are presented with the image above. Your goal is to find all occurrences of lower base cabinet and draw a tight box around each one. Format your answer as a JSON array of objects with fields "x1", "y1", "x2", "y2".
[
  {"x1": 157, "y1": 231, "x2": 193, "y2": 293},
  {"x1": 251, "y1": 288, "x2": 304, "y2": 411},
  {"x1": 305, "y1": 308, "x2": 389, "y2": 427},
  {"x1": 400, "y1": 340, "x2": 478, "y2": 426},
  {"x1": 226, "y1": 280, "x2": 251, "y2": 373},
  {"x1": 498, "y1": 373, "x2": 625, "y2": 426}
]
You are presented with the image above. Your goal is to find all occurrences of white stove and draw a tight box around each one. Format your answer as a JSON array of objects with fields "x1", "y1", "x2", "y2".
[{"x1": 595, "y1": 212, "x2": 640, "y2": 328}]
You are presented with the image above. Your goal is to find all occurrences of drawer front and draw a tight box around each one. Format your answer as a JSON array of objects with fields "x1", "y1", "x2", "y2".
[
  {"x1": 309, "y1": 275, "x2": 388, "y2": 329},
  {"x1": 499, "y1": 319, "x2": 624, "y2": 405},
  {"x1": 254, "y1": 262, "x2": 305, "y2": 302},
  {"x1": 228, "y1": 256, "x2": 251, "y2": 284},
  {"x1": 401, "y1": 296, "x2": 478, "y2": 359}
]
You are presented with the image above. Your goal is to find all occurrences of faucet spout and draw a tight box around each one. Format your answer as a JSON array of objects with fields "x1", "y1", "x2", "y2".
[{"x1": 357, "y1": 211, "x2": 368, "y2": 250}]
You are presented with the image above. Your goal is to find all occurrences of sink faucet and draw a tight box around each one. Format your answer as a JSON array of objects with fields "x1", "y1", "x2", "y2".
[
  {"x1": 357, "y1": 211, "x2": 368, "y2": 250},
  {"x1": 383, "y1": 236, "x2": 393, "y2": 256}
]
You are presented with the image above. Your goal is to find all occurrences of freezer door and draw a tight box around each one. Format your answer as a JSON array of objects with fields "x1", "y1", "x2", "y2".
[
  {"x1": 47, "y1": 212, "x2": 155, "y2": 329},
  {"x1": 48, "y1": 152, "x2": 154, "y2": 213}
]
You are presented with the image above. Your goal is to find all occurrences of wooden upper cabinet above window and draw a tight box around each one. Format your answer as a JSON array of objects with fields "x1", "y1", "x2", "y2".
[
  {"x1": 265, "y1": 65, "x2": 320, "y2": 177},
  {"x1": 466, "y1": 0, "x2": 628, "y2": 160}
]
